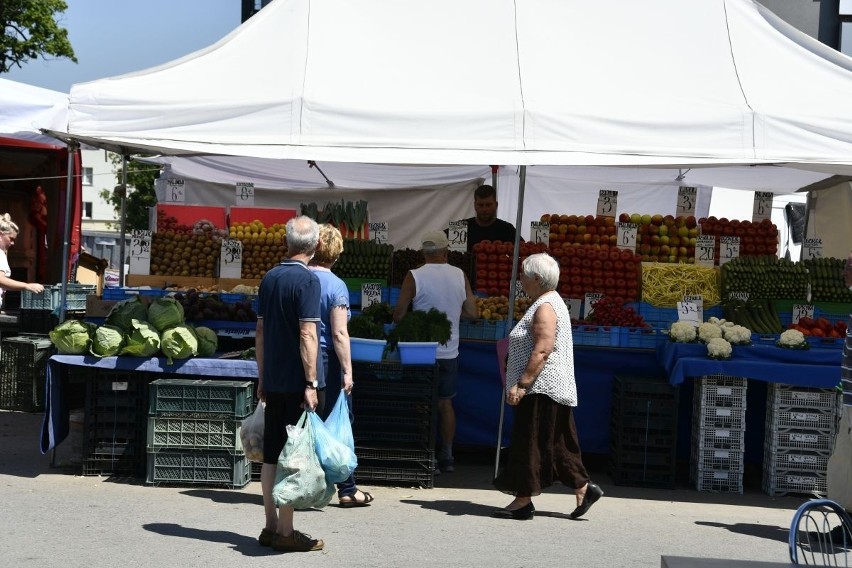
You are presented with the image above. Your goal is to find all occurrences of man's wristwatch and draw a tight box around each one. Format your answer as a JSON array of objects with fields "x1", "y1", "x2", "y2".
[{"x1": 305, "y1": 380, "x2": 318, "y2": 389}]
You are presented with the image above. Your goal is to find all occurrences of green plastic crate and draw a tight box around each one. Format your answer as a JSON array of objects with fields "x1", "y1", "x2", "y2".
[
  {"x1": 146, "y1": 449, "x2": 251, "y2": 487},
  {"x1": 147, "y1": 416, "x2": 243, "y2": 451},
  {"x1": 148, "y1": 379, "x2": 254, "y2": 418}
]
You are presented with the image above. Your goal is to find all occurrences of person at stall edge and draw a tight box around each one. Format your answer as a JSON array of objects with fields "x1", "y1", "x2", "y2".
[
  {"x1": 393, "y1": 229, "x2": 478, "y2": 473},
  {"x1": 0, "y1": 213, "x2": 45, "y2": 311},
  {"x1": 255, "y1": 215, "x2": 325, "y2": 553},
  {"x1": 309, "y1": 223, "x2": 374, "y2": 508},
  {"x1": 492, "y1": 252, "x2": 603, "y2": 521},
  {"x1": 463, "y1": 184, "x2": 518, "y2": 251}
]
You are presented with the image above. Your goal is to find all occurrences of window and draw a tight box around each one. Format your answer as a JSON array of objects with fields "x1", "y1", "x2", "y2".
[
  {"x1": 82, "y1": 167, "x2": 94, "y2": 186},
  {"x1": 83, "y1": 202, "x2": 93, "y2": 219}
]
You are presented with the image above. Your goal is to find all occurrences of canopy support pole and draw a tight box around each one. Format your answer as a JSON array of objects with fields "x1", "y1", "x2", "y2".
[
  {"x1": 58, "y1": 141, "x2": 79, "y2": 324},
  {"x1": 118, "y1": 155, "x2": 129, "y2": 286}
]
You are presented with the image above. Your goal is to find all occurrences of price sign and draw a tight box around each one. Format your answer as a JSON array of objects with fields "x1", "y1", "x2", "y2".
[
  {"x1": 676, "y1": 301, "x2": 701, "y2": 325},
  {"x1": 563, "y1": 297, "x2": 582, "y2": 318},
  {"x1": 718, "y1": 236, "x2": 740, "y2": 266},
  {"x1": 803, "y1": 238, "x2": 823, "y2": 260},
  {"x1": 695, "y1": 235, "x2": 715, "y2": 267},
  {"x1": 513, "y1": 280, "x2": 530, "y2": 304},
  {"x1": 583, "y1": 292, "x2": 605, "y2": 319},
  {"x1": 219, "y1": 239, "x2": 243, "y2": 279},
  {"x1": 752, "y1": 191, "x2": 774, "y2": 223},
  {"x1": 236, "y1": 182, "x2": 255, "y2": 205},
  {"x1": 128, "y1": 229, "x2": 152, "y2": 275},
  {"x1": 164, "y1": 179, "x2": 185, "y2": 203},
  {"x1": 676, "y1": 186, "x2": 697, "y2": 217},
  {"x1": 616, "y1": 222, "x2": 638, "y2": 252},
  {"x1": 682, "y1": 294, "x2": 704, "y2": 323},
  {"x1": 361, "y1": 283, "x2": 382, "y2": 308},
  {"x1": 530, "y1": 221, "x2": 550, "y2": 246},
  {"x1": 596, "y1": 190, "x2": 618, "y2": 218},
  {"x1": 728, "y1": 291, "x2": 749, "y2": 302},
  {"x1": 791, "y1": 304, "x2": 814, "y2": 325},
  {"x1": 369, "y1": 222, "x2": 388, "y2": 244},
  {"x1": 448, "y1": 220, "x2": 468, "y2": 253}
]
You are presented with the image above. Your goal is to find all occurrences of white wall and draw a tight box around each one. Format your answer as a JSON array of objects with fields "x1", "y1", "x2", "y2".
[
  {"x1": 757, "y1": 0, "x2": 821, "y2": 38},
  {"x1": 80, "y1": 148, "x2": 120, "y2": 232}
]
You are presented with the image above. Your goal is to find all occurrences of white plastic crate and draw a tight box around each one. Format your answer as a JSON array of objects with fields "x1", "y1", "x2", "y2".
[
  {"x1": 693, "y1": 404, "x2": 747, "y2": 430},
  {"x1": 694, "y1": 468, "x2": 743, "y2": 493},
  {"x1": 691, "y1": 447, "x2": 744, "y2": 472},
  {"x1": 767, "y1": 429, "x2": 835, "y2": 453},
  {"x1": 699, "y1": 375, "x2": 748, "y2": 387},
  {"x1": 762, "y1": 469, "x2": 826, "y2": 497},
  {"x1": 696, "y1": 378, "x2": 747, "y2": 409},
  {"x1": 764, "y1": 448, "x2": 830, "y2": 474},
  {"x1": 767, "y1": 384, "x2": 838, "y2": 411},
  {"x1": 769, "y1": 409, "x2": 837, "y2": 433},
  {"x1": 692, "y1": 427, "x2": 746, "y2": 451}
]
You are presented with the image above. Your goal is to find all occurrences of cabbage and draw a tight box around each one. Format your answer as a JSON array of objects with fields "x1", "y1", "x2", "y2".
[
  {"x1": 119, "y1": 318, "x2": 161, "y2": 357},
  {"x1": 194, "y1": 326, "x2": 218, "y2": 357},
  {"x1": 161, "y1": 324, "x2": 198, "y2": 364},
  {"x1": 90, "y1": 325, "x2": 126, "y2": 358},
  {"x1": 105, "y1": 295, "x2": 148, "y2": 331},
  {"x1": 148, "y1": 296, "x2": 185, "y2": 332},
  {"x1": 49, "y1": 320, "x2": 93, "y2": 354}
]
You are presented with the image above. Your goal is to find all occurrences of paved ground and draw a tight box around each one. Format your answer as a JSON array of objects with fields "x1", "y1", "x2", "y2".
[{"x1": 0, "y1": 409, "x2": 806, "y2": 567}]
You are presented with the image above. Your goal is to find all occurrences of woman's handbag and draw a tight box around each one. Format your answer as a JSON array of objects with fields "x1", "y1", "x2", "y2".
[
  {"x1": 309, "y1": 401, "x2": 357, "y2": 484},
  {"x1": 272, "y1": 411, "x2": 335, "y2": 509},
  {"x1": 240, "y1": 402, "x2": 265, "y2": 463}
]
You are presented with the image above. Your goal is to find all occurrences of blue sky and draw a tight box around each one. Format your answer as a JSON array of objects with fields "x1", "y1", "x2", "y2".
[{"x1": 6, "y1": 0, "x2": 241, "y2": 93}]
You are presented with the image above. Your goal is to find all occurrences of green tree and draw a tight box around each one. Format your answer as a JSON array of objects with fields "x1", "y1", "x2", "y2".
[
  {"x1": 99, "y1": 155, "x2": 160, "y2": 231},
  {"x1": 0, "y1": 0, "x2": 77, "y2": 73}
]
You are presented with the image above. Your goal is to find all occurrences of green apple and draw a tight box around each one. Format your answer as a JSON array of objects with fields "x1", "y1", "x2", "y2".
[
  {"x1": 658, "y1": 225, "x2": 668, "y2": 236},
  {"x1": 630, "y1": 213, "x2": 642, "y2": 224}
]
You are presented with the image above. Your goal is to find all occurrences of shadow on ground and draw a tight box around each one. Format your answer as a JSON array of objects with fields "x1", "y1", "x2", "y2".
[
  {"x1": 695, "y1": 520, "x2": 791, "y2": 544},
  {"x1": 143, "y1": 522, "x2": 277, "y2": 557}
]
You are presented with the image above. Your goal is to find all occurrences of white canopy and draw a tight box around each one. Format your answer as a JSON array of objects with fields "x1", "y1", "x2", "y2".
[
  {"x1": 57, "y1": 0, "x2": 852, "y2": 170},
  {"x1": 0, "y1": 78, "x2": 68, "y2": 145}
]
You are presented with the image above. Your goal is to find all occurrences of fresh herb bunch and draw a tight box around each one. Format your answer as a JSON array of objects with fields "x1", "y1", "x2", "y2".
[
  {"x1": 388, "y1": 308, "x2": 452, "y2": 346},
  {"x1": 361, "y1": 302, "x2": 394, "y2": 324},
  {"x1": 348, "y1": 314, "x2": 386, "y2": 340}
]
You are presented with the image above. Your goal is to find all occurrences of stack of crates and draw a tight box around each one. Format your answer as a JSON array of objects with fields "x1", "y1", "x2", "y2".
[
  {"x1": 609, "y1": 375, "x2": 679, "y2": 489},
  {"x1": 762, "y1": 384, "x2": 840, "y2": 497},
  {"x1": 690, "y1": 375, "x2": 747, "y2": 493},
  {"x1": 0, "y1": 335, "x2": 53, "y2": 411},
  {"x1": 351, "y1": 361, "x2": 438, "y2": 488},
  {"x1": 20, "y1": 284, "x2": 94, "y2": 334},
  {"x1": 146, "y1": 379, "x2": 254, "y2": 488}
]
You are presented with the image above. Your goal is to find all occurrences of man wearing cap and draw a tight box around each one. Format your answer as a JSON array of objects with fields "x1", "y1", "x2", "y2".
[{"x1": 393, "y1": 230, "x2": 479, "y2": 473}]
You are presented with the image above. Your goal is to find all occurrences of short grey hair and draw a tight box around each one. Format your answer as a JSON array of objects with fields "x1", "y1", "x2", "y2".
[
  {"x1": 285, "y1": 216, "x2": 320, "y2": 255},
  {"x1": 522, "y1": 253, "x2": 559, "y2": 291}
]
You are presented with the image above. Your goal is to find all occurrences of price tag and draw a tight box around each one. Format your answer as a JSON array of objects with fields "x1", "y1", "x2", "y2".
[
  {"x1": 616, "y1": 222, "x2": 638, "y2": 252},
  {"x1": 219, "y1": 239, "x2": 243, "y2": 279},
  {"x1": 513, "y1": 280, "x2": 530, "y2": 304},
  {"x1": 676, "y1": 301, "x2": 701, "y2": 325},
  {"x1": 728, "y1": 291, "x2": 749, "y2": 302},
  {"x1": 596, "y1": 190, "x2": 618, "y2": 218},
  {"x1": 369, "y1": 222, "x2": 388, "y2": 244},
  {"x1": 583, "y1": 292, "x2": 604, "y2": 319},
  {"x1": 236, "y1": 182, "x2": 255, "y2": 205},
  {"x1": 530, "y1": 221, "x2": 550, "y2": 246},
  {"x1": 803, "y1": 238, "x2": 823, "y2": 260},
  {"x1": 682, "y1": 294, "x2": 704, "y2": 323},
  {"x1": 164, "y1": 179, "x2": 185, "y2": 203},
  {"x1": 752, "y1": 191, "x2": 774, "y2": 223},
  {"x1": 448, "y1": 220, "x2": 468, "y2": 253},
  {"x1": 791, "y1": 304, "x2": 814, "y2": 324},
  {"x1": 676, "y1": 186, "x2": 697, "y2": 217},
  {"x1": 695, "y1": 235, "x2": 715, "y2": 267},
  {"x1": 563, "y1": 297, "x2": 582, "y2": 318},
  {"x1": 718, "y1": 236, "x2": 740, "y2": 266},
  {"x1": 128, "y1": 229, "x2": 152, "y2": 275},
  {"x1": 361, "y1": 283, "x2": 382, "y2": 308}
]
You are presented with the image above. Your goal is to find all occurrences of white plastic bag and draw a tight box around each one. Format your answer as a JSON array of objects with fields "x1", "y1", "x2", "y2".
[
  {"x1": 241, "y1": 402, "x2": 265, "y2": 463},
  {"x1": 272, "y1": 411, "x2": 335, "y2": 509}
]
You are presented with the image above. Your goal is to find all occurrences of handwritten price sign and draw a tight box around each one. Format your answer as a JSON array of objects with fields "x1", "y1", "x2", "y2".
[
  {"x1": 369, "y1": 222, "x2": 388, "y2": 244},
  {"x1": 563, "y1": 297, "x2": 582, "y2": 318},
  {"x1": 803, "y1": 238, "x2": 823, "y2": 260},
  {"x1": 236, "y1": 182, "x2": 255, "y2": 205},
  {"x1": 361, "y1": 283, "x2": 382, "y2": 308},
  {"x1": 129, "y1": 229, "x2": 152, "y2": 275},
  {"x1": 728, "y1": 291, "x2": 749, "y2": 302},
  {"x1": 219, "y1": 239, "x2": 243, "y2": 279},
  {"x1": 583, "y1": 292, "x2": 605, "y2": 319},
  {"x1": 682, "y1": 294, "x2": 704, "y2": 323},
  {"x1": 448, "y1": 220, "x2": 468, "y2": 253},
  {"x1": 718, "y1": 236, "x2": 740, "y2": 266},
  {"x1": 616, "y1": 222, "x2": 638, "y2": 252},
  {"x1": 752, "y1": 191, "x2": 774, "y2": 223},
  {"x1": 596, "y1": 190, "x2": 618, "y2": 218},
  {"x1": 791, "y1": 304, "x2": 814, "y2": 325},
  {"x1": 695, "y1": 235, "x2": 715, "y2": 267},
  {"x1": 677, "y1": 301, "x2": 701, "y2": 325},
  {"x1": 530, "y1": 221, "x2": 550, "y2": 246},
  {"x1": 164, "y1": 179, "x2": 185, "y2": 203},
  {"x1": 677, "y1": 186, "x2": 697, "y2": 217}
]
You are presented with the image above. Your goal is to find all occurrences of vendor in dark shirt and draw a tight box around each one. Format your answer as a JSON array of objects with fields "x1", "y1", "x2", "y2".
[{"x1": 464, "y1": 184, "x2": 518, "y2": 251}]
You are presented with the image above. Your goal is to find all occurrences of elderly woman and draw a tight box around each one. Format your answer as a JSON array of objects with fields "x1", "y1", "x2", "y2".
[
  {"x1": 492, "y1": 253, "x2": 602, "y2": 521},
  {"x1": 0, "y1": 213, "x2": 44, "y2": 311},
  {"x1": 309, "y1": 224, "x2": 374, "y2": 508}
]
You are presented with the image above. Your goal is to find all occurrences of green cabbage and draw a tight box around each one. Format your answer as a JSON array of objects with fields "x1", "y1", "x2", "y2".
[
  {"x1": 105, "y1": 295, "x2": 148, "y2": 331},
  {"x1": 49, "y1": 320, "x2": 94, "y2": 354},
  {"x1": 147, "y1": 296, "x2": 185, "y2": 332},
  {"x1": 161, "y1": 324, "x2": 198, "y2": 364},
  {"x1": 90, "y1": 325, "x2": 126, "y2": 358},
  {"x1": 119, "y1": 318, "x2": 161, "y2": 357},
  {"x1": 194, "y1": 326, "x2": 218, "y2": 357}
]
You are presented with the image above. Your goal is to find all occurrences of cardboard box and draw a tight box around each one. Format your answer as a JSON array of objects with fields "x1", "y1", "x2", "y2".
[
  {"x1": 85, "y1": 295, "x2": 117, "y2": 318},
  {"x1": 125, "y1": 275, "x2": 216, "y2": 289}
]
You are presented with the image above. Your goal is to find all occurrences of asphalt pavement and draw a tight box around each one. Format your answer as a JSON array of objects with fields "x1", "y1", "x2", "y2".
[{"x1": 0, "y1": 409, "x2": 805, "y2": 568}]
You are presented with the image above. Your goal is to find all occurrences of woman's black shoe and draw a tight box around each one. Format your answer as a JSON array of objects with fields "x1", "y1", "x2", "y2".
[
  {"x1": 492, "y1": 502, "x2": 535, "y2": 520},
  {"x1": 570, "y1": 482, "x2": 603, "y2": 519}
]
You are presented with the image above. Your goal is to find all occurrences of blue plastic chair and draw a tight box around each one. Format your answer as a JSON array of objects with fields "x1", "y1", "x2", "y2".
[{"x1": 789, "y1": 498, "x2": 852, "y2": 565}]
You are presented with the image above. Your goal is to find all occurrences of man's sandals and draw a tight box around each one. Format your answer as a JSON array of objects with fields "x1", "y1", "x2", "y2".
[{"x1": 338, "y1": 490, "x2": 374, "y2": 508}]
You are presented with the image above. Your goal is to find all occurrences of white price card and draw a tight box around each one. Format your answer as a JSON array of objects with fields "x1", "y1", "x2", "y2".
[
  {"x1": 718, "y1": 236, "x2": 740, "y2": 266},
  {"x1": 682, "y1": 294, "x2": 704, "y2": 323},
  {"x1": 219, "y1": 239, "x2": 243, "y2": 279},
  {"x1": 752, "y1": 191, "x2": 774, "y2": 223},
  {"x1": 583, "y1": 292, "x2": 605, "y2": 319},
  {"x1": 448, "y1": 220, "x2": 468, "y2": 253},
  {"x1": 164, "y1": 179, "x2": 185, "y2": 203},
  {"x1": 369, "y1": 222, "x2": 388, "y2": 244},
  {"x1": 803, "y1": 238, "x2": 823, "y2": 260},
  {"x1": 596, "y1": 190, "x2": 618, "y2": 218},
  {"x1": 563, "y1": 297, "x2": 582, "y2": 318},
  {"x1": 695, "y1": 235, "x2": 715, "y2": 267},
  {"x1": 128, "y1": 229, "x2": 152, "y2": 275},
  {"x1": 676, "y1": 301, "x2": 701, "y2": 325},
  {"x1": 676, "y1": 186, "x2": 697, "y2": 217},
  {"x1": 728, "y1": 291, "x2": 749, "y2": 303},
  {"x1": 791, "y1": 304, "x2": 814, "y2": 325},
  {"x1": 236, "y1": 182, "x2": 255, "y2": 205},
  {"x1": 513, "y1": 280, "x2": 530, "y2": 304},
  {"x1": 361, "y1": 282, "x2": 382, "y2": 308},
  {"x1": 530, "y1": 221, "x2": 550, "y2": 246},
  {"x1": 616, "y1": 222, "x2": 638, "y2": 252}
]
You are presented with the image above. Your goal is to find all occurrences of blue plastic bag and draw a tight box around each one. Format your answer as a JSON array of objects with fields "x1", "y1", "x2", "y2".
[
  {"x1": 324, "y1": 389, "x2": 355, "y2": 454},
  {"x1": 309, "y1": 405, "x2": 357, "y2": 484}
]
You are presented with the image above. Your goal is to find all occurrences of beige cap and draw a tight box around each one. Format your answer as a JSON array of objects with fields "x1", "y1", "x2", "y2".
[{"x1": 421, "y1": 230, "x2": 449, "y2": 249}]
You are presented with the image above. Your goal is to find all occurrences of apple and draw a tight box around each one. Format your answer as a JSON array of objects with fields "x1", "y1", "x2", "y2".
[
  {"x1": 660, "y1": 235, "x2": 670, "y2": 246},
  {"x1": 668, "y1": 255, "x2": 677, "y2": 263},
  {"x1": 630, "y1": 213, "x2": 642, "y2": 224},
  {"x1": 664, "y1": 215, "x2": 675, "y2": 225},
  {"x1": 686, "y1": 216, "x2": 697, "y2": 228},
  {"x1": 688, "y1": 228, "x2": 699, "y2": 238},
  {"x1": 650, "y1": 246, "x2": 661, "y2": 256},
  {"x1": 660, "y1": 245, "x2": 671, "y2": 256},
  {"x1": 678, "y1": 246, "x2": 688, "y2": 256},
  {"x1": 658, "y1": 225, "x2": 668, "y2": 237},
  {"x1": 641, "y1": 214, "x2": 652, "y2": 225},
  {"x1": 688, "y1": 237, "x2": 697, "y2": 246},
  {"x1": 651, "y1": 214, "x2": 664, "y2": 225},
  {"x1": 650, "y1": 235, "x2": 661, "y2": 246},
  {"x1": 669, "y1": 236, "x2": 680, "y2": 247},
  {"x1": 540, "y1": 214, "x2": 551, "y2": 223},
  {"x1": 619, "y1": 213, "x2": 631, "y2": 223},
  {"x1": 649, "y1": 224, "x2": 660, "y2": 236}
]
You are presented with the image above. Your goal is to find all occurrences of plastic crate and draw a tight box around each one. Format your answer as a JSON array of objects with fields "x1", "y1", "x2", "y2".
[
  {"x1": 147, "y1": 416, "x2": 243, "y2": 451},
  {"x1": 355, "y1": 458, "x2": 434, "y2": 488},
  {"x1": 762, "y1": 470, "x2": 827, "y2": 497},
  {"x1": 148, "y1": 379, "x2": 254, "y2": 418},
  {"x1": 767, "y1": 429, "x2": 835, "y2": 453},
  {"x1": 459, "y1": 319, "x2": 508, "y2": 340},
  {"x1": 694, "y1": 468, "x2": 743, "y2": 493},
  {"x1": 22, "y1": 283, "x2": 96, "y2": 311},
  {"x1": 696, "y1": 381, "x2": 747, "y2": 409},
  {"x1": 352, "y1": 360, "x2": 403, "y2": 381},
  {"x1": 251, "y1": 460, "x2": 262, "y2": 481},
  {"x1": 572, "y1": 325, "x2": 621, "y2": 347},
  {"x1": 353, "y1": 397, "x2": 434, "y2": 418},
  {"x1": 805, "y1": 336, "x2": 844, "y2": 350},
  {"x1": 0, "y1": 335, "x2": 52, "y2": 411},
  {"x1": 355, "y1": 446, "x2": 434, "y2": 463},
  {"x1": 618, "y1": 327, "x2": 669, "y2": 349},
  {"x1": 102, "y1": 288, "x2": 168, "y2": 301},
  {"x1": 693, "y1": 406, "x2": 747, "y2": 430},
  {"x1": 82, "y1": 441, "x2": 147, "y2": 478},
  {"x1": 768, "y1": 384, "x2": 839, "y2": 411},
  {"x1": 769, "y1": 409, "x2": 837, "y2": 432},
  {"x1": 637, "y1": 302, "x2": 723, "y2": 325},
  {"x1": 146, "y1": 449, "x2": 251, "y2": 488},
  {"x1": 691, "y1": 447, "x2": 744, "y2": 472},
  {"x1": 765, "y1": 448, "x2": 830, "y2": 474},
  {"x1": 692, "y1": 428, "x2": 746, "y2": 451},
  {"x1": 610, "y1": 464, "x2": 676, "y2": 489},
  {"x1": 613, "y1": 375, "x2": 678, "y2": 400},
  {"x1": 612, "y1": 396, "x2": 678, "y2": 418}
]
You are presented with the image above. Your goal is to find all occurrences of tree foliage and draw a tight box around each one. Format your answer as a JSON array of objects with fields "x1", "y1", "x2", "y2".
[
  {"x1": 98, "y1": 155, "x2": 161, "y2": 231},
  {"x1": 0, "y1": 0, "x2": 77, "y2": 73}
]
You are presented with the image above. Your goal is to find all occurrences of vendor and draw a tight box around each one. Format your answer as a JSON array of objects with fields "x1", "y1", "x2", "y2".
[
  {"x1": 463, "y1": 184, "x2": 518, "y2": 251},
  {"x1": 0, "y1": 213, "x2": 45, "y2": 312}
]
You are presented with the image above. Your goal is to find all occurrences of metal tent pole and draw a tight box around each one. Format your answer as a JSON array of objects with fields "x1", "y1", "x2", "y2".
[
  {"x1": 58, "y1": 142, "x2": 79, "y2": 324},
  {"x1": 118, "y1": 155, "x2": 129, "y2": 286}
]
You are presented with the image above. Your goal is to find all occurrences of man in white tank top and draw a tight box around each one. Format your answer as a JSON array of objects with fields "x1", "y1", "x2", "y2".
[{"x1": 393, "y1": 230, "x2": 478, "y2": 473}]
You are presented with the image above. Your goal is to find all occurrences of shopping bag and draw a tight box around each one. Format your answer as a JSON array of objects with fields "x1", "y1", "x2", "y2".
[
  {"x1": 272, "y1": 411, "x2": 335, "y2": 509},
  {"x1": 309, "y1": 409, "x2": 358, "y2": 484},
  {"x1": 240, "y1": 402, "x2": 265, "y2": 463},
  {"x1": 324, "y1": 389, "x2": 355, "y2": 454}
]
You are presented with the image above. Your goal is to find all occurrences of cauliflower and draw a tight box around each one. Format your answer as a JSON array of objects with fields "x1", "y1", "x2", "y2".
[
  {"x1": 698, "y1": 322, "x2": 723, "y2": 342},
  {"x1": 722, "y1": 324, "x2": 752, "y2": 345},
  {"x1": 670, "y1": 321, "x2": 697, "y2": 343},
  {"x1": 778, "y1": 329, "x2": 809, "y2": 349},
  {"x1": 708, "y1": 317, "x2": 722, "y2": 325},
  {"x1": 707, "y1": 337, "x2": 733, "y2": 360}
]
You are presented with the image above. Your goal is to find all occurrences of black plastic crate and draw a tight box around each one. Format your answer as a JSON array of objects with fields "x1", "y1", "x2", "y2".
[
  {"x1": 609, "y1": 462, "x2": 676, "y2": 489},
  {"x1": 146, "y1": 449, "x2": 251, "y2": 488},
  {"x1": 0, "y1": 335, "x2": 53, "y2": 411},
  {"x1": 355, "y1": 381, "x2": 435, "y2": 402},
  {"x1": 613, "y1": 375, "x2": 678, "y2": 400},
  {"x1": 352, "y1": 360, "x2": 404, "y2": 381},
  {"x1": 611, "y1": 396, "x2": 678, "y2": 418},
  {"x1": 353, "y1": 397, "x2": 435, "y2": 418},
  {"x1": 355, "y1": 446, "x2": 434, "y2": 463},
  {"x1": 18, "y1": 309, "x2": 86, "y2": 335},
  {"x1": 82, "y1": 441, "x2": 146, "y2": 477},
  {"x1": 148, "y1": 379, "x2": 254, "y2": 418},
  {"x1": 355, "y1": 457, "x2": 434, "y2": 488}
]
